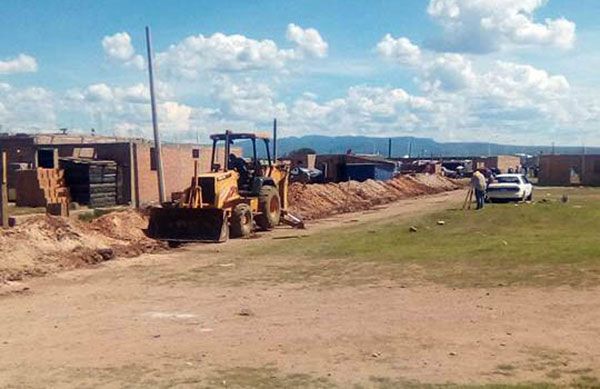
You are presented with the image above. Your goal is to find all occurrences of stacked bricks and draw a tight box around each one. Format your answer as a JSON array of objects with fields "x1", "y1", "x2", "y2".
[
  {"x1": 61, "y1": 158, "x2": 117, "y2": 208},
  {"x1": 15, "y1": 168, "x2": 71, "y2": 208}
]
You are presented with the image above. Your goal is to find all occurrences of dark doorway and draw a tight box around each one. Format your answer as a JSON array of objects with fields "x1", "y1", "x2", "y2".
[{"x1": 37, "y1": 148, "x2": 57, "y2": 168}]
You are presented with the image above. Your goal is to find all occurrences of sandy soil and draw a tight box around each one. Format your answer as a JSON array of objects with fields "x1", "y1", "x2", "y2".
[
  {"x1": 0, "y1": 210, "x2": 165, "y2": 284},
  {"x1": 1, "y1": 190, "x2": 599, "y2": 388}
]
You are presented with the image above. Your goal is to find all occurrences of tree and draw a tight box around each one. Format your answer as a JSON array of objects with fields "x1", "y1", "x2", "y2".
[{"x1": 285, "y1": 147, "x2": 316, "y2": 157}]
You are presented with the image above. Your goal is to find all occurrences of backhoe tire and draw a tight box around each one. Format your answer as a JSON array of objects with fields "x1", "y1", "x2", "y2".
[
  {"x1": 230, "y1": 203, "x2": 253, "y2": 238},
  {"x1": 255, "y1": 186, "x2": 281, "y2": 231}
]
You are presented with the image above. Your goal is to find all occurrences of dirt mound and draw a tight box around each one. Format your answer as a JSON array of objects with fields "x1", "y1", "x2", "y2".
[
  {"x1": 289, "y1": 174, "x2": 463, "y2": 220},
  {"x1": 88, "y1": 210, "x2": 149, "y2": 241},
  {"x1": 0, "y1": 210, "x2": 164, "y2": 284}
]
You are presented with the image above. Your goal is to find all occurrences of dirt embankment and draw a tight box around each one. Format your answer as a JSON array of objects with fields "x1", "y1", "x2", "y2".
[
  {"x1": 0, "y1": 210, "x2": 164, "y2": 284},
  {"x1": 289, "y1": 174, "x2": 463, "y2": 220},
  {"x1": 0, "y1": 174, "x2": 462, "y2": 285}
]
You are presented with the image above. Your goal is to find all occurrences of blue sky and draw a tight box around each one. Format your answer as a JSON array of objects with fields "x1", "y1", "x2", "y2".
[{"x1": 1, "y1": 0, "x2": 599, "y2": 145}]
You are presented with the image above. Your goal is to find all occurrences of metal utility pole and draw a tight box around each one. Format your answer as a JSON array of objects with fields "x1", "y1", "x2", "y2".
[
  {"x1": 145, "y1": 26, "x2": 166, "y2": 204},
  {"x1": 1, "y1": 151, "x2": 8, "y2": 227},
  {"x1": 272, "y1": 118, "x2": 277, "y2": 161}
]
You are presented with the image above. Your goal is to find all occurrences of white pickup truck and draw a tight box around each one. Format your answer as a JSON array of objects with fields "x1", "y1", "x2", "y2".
[{"x1": 486, "y1": 174, "x2": 533, "y2": 202}]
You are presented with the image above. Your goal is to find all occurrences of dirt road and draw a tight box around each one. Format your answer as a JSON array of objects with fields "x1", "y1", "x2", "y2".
[{"x1": 1, "y1": 190, "x2": 599, "y2": 388}]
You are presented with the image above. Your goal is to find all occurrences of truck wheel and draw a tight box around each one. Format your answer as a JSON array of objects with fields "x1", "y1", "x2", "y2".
[
  {"x1": 526, "y1": 192, "x2": 533, "y2": 201},
  {"x1": 255, "y1": 186, "x2": 281, "y2": 230},
  {"x1": 230, "y1": 203, "x2": 253, "y2": 238}
]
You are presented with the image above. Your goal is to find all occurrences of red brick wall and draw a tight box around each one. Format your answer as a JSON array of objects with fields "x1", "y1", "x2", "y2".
[
  {"x1": 473, "y1": 156, "x2": 521, "y2": 173},
  {"x1": 538, "y1": 155, "x2": 581, "y2": 186},
  {"x1": 133, "y1": 143, "x2": 241, "y2": 205},
  {"x1": 581, "y1": 155, "x2": 600, "y2": 186},
  {"x1": 135, "y1": 143, "x2": 195, "y2": 205}
]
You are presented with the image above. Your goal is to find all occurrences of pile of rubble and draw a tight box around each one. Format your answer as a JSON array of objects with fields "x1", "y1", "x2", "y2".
[
  {"x1": 0, "y1": 210, "x2": 163, "y2": 284},
  {"x1": 288, "y1": 174, "x2": 462, "y2": 220}
]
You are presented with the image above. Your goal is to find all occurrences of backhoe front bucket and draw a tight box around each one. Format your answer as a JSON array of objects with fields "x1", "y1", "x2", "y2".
[{"x1": 148, "y1": 207, "x2": 229, "y2": 243}]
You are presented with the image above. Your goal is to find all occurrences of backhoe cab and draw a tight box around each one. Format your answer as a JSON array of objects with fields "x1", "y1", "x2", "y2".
[{"x1": 148, "y1": 130, "x2": 291, "y2": 243}]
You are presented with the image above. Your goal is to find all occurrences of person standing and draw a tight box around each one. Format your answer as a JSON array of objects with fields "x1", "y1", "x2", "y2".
[{"x1": 471, "y1": 169, "x2": 487, "y2": 210}]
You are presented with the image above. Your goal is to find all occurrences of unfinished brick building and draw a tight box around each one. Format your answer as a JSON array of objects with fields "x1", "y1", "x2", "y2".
[
  {"x1": 538, "y1": 154, "x2": 600, "y2": 186},
  {"x1": 472, "y1": 155, "x2": 521, "y2": 173},
  {"x1": 0, "y1": 133, "x2": 237, "y2": 206}
]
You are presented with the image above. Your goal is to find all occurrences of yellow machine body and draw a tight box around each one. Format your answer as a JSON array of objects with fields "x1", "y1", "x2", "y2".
[{"x1": 147, "y1": 131, "x2": 291, "y2": 243}]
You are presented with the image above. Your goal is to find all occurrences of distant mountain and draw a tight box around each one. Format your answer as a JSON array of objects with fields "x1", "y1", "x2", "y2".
[{"x1": 240, "y1": 135, "x2": 596, "y2": 158}]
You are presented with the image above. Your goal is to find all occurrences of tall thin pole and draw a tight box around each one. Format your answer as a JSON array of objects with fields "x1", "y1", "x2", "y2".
[
  {"x1": 1, "y1": 151, "x2": 8, "y2": 227},
  {"x1": 388, "y1": 138, "x2": 392, "y2": 159},
  {"x1": 145, "y1": 26, "x2": 166, "y2": 204},
  {"x1": 272, "y1": 118, "x2": 277, "y2": 161}
]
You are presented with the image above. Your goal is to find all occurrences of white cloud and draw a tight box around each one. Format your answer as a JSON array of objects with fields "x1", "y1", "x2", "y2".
[
  {"x1": 421, "y1": 53, "x2": 476, "y2": 92},
  {"x1": 115, "y1": 83, "x2": 150, "y2": 103},
  {"x1": 102, "y1": 32, "x2": 144, "y2": 70},
  {"x1": 286, "y1": 23, "x2": 328, "y2": 58},
  {"x1": 427, "y1": 0, "x2": 576, "y2": 53},
  {"x1": 372, "y1": 7, "x2": 589, "y2": 143},
  {"x1": 157, "y1": 24, "x2": 328, "y2": 79},
  {"x1": 0, "y1": 54, "x2": 38, "y2": 74},
  {"x1": 160, "y1": 101, "x2": 193, "y2": 133},
  {"x1": 211, "y1": 76, "x2": 288, "y2": 122},
  {"x1": 0, "y1": 83, "x2": 56, "y2": 130},
  {"x1": 84, "y1": 83, "x2": 114, "y2": 102},
  {"x1": 157, "y1": 33, "x2": 288, "y2": 78},
  {"x1": 287, "y1": 85, "x2": 440, "y2": 137},
  {"x1": 60, "y1": 82, "x2": 197, "y2": 139},
  {"x1": 377, "y1": 34, "x2": 422, "y2": 65}
]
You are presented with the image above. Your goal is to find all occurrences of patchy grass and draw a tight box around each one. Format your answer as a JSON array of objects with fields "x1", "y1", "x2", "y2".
[
  {"x1": 7, "y1": 205, "x2": 45, "y2": 216},
  {"x1": 248, "y1": 187, "x2": 600, "y2": 288},
  {"x1": 206, "y1": 367, "x2": 334, "y2": 388},
  {"x1": 365, "y1": 376, "x2": 600, "y2": 389},
  {"x1": 77, "y1": 208, "x2": 115, "y2": 222}
]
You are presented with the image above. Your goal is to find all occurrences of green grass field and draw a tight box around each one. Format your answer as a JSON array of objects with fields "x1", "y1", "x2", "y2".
[{"x1": 252, "y1": 187, "x2": 600, "y2": 288}]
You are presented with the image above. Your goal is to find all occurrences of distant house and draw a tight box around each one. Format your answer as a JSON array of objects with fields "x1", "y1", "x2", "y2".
[
  {"x1": 472, "y1": 155, "x2": 521, "y2": 173},
  {"x1": 538, "y1": 154, "x2": 600, "y2": 186}
]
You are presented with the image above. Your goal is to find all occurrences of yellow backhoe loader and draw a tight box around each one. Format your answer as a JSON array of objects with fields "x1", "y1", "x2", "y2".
[{"x1": 148, "y1": 131, "x2": 302, "y2": 243}]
